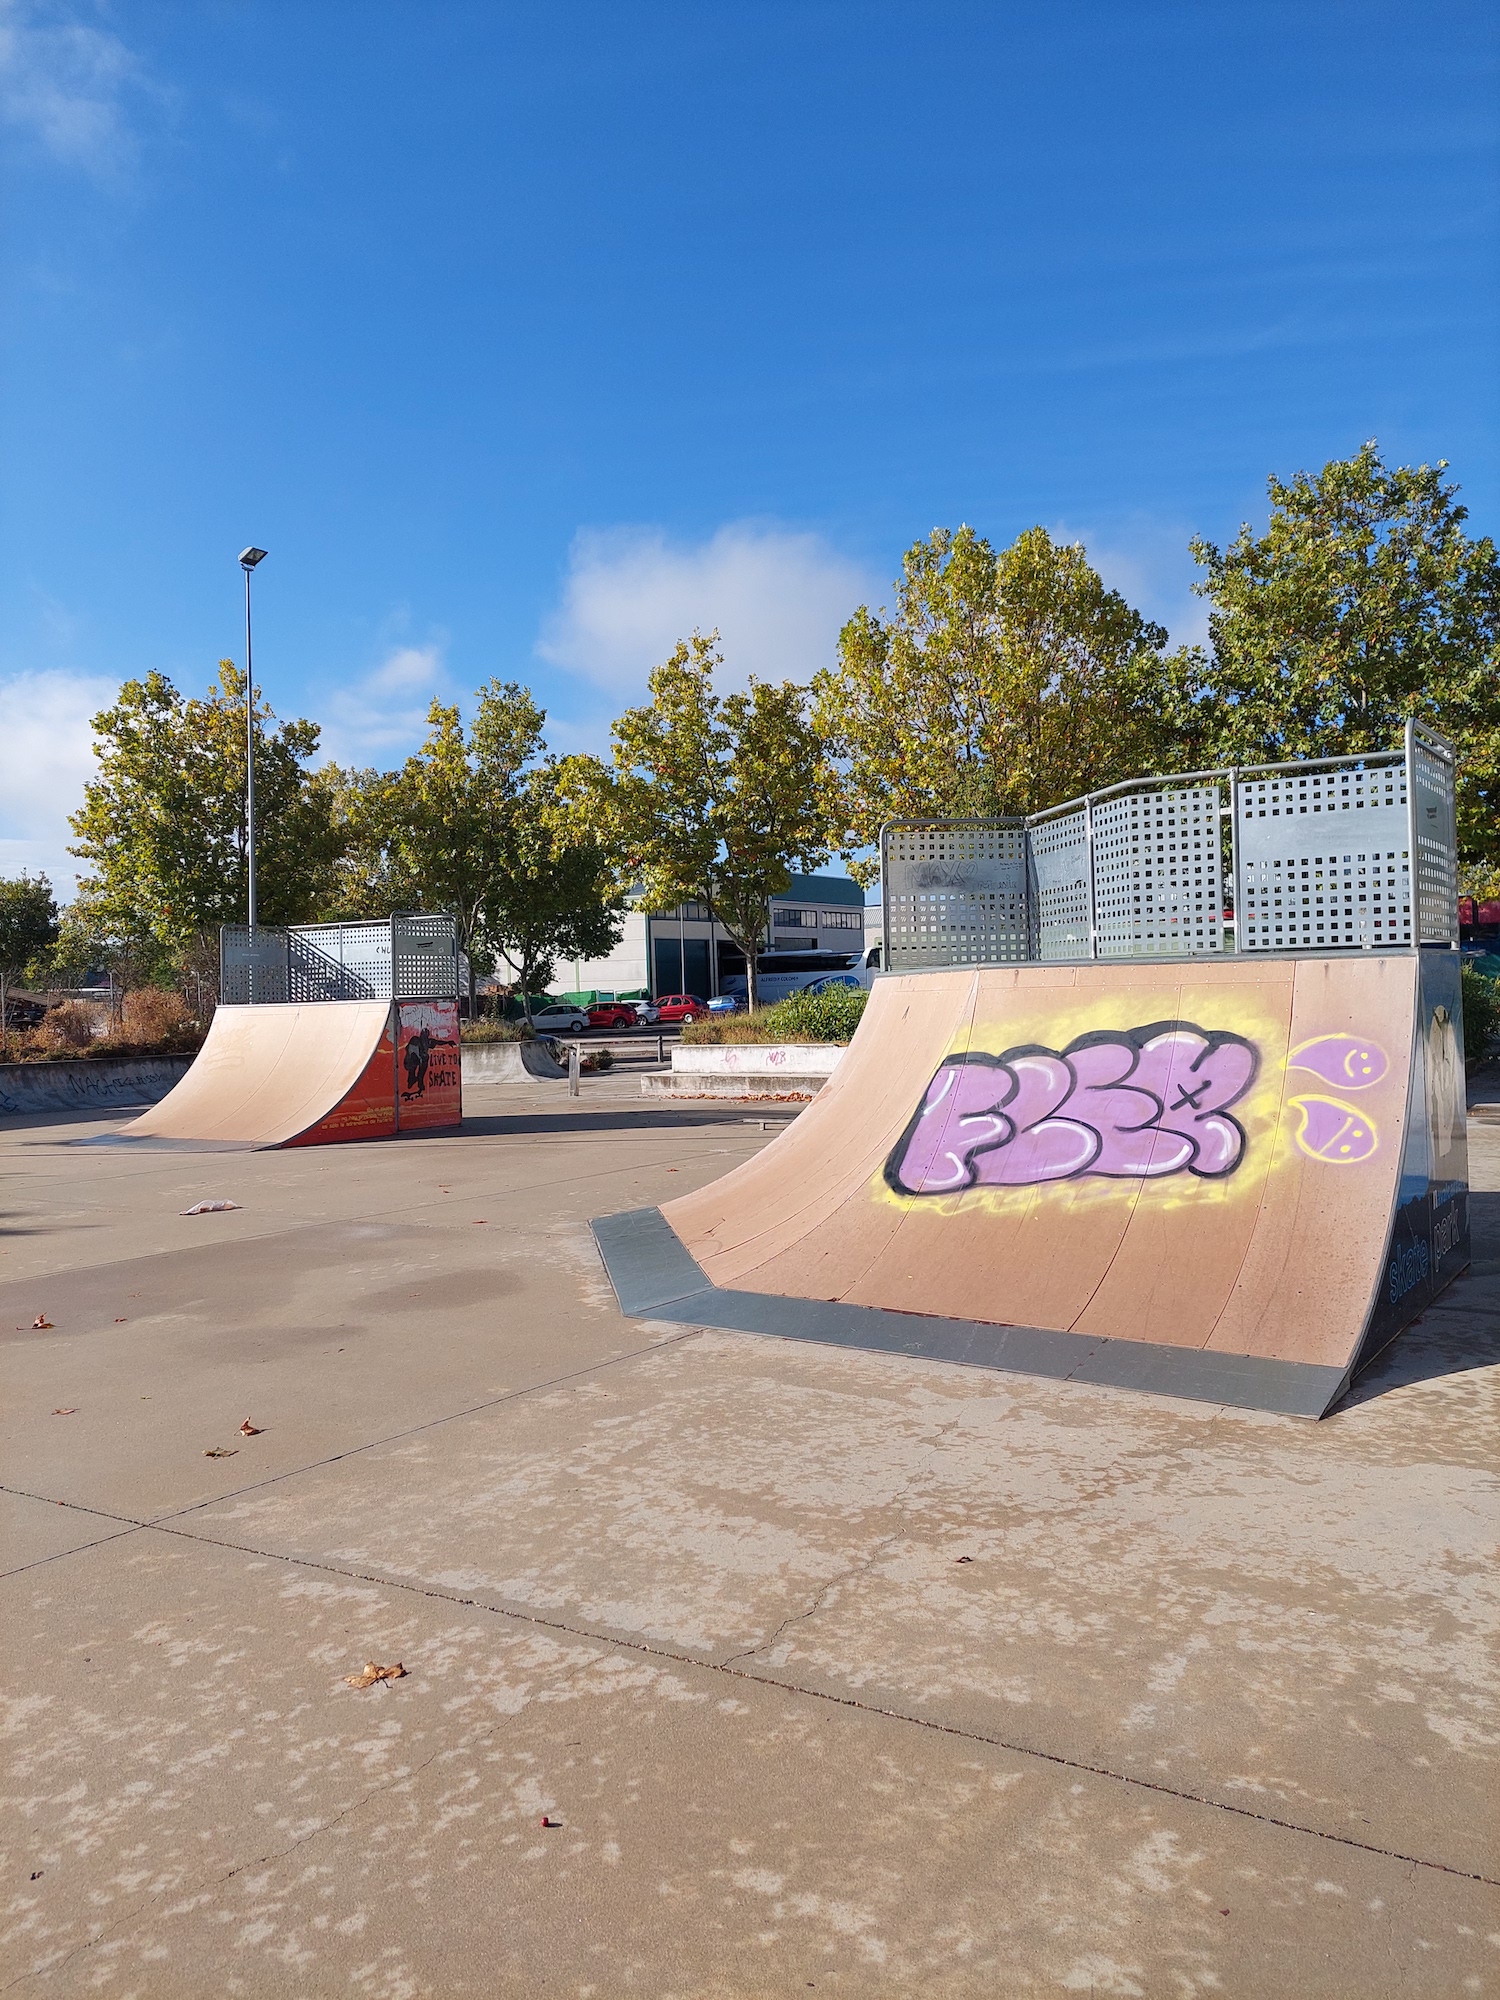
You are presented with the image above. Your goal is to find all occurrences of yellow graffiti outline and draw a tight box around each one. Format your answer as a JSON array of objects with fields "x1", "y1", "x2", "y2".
[{"x1": 1287, "y1": 1093, "x2": 1379, "y2": 1165}]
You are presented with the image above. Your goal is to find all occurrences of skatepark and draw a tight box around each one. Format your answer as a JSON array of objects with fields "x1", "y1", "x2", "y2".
[{"x1": 3, "y1": 733, "x2": 1498, "y2": 1994}]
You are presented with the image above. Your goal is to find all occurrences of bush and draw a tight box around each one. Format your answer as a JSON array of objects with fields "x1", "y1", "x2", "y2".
[
  {"x1": 1462, "y1": 962, "x2": 1500, "y2": 1065},
  {"x1": 680, "y1": 985, "x2": 869, "y2": 1046},
  {"x1": 462, "y1": 1019, "x2": 531, "y2": 1044},
  {"x1": 580, "y1": 1047, "x2": 614, "y2": 1073},
  {"x1": 763, "y1": 985, "x2": 869, "y2": 1043},
  {"x1": 119, "y1": 986, "x2": 193, "y2": 1042},
  {"x1": 34, "y1": 1000, "x2": 105, "y2": 1052}
]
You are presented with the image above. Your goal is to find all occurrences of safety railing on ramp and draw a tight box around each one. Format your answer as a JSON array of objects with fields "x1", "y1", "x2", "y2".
[
  {"x1": 881, "y1": 722, "x2": 1458, "y2": 970},
  {"x1": 220, "y1": 914, "x2": 461, "y2": 1005}
]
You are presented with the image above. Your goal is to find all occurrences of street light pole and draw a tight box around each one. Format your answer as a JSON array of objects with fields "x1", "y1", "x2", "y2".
[{"x1": 238, "y1": 548, "x2": 268, "y2": 929}]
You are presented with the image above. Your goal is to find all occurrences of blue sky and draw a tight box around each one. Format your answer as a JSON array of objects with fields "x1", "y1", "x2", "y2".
[{"x1": 2, "y1": 0, "x2": 1496, "y2": 891}]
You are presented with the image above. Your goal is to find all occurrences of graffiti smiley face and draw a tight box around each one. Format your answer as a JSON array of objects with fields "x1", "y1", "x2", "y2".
[{"x1": 886, "y1": 1022, "x2": 1258, "y2": 1197}]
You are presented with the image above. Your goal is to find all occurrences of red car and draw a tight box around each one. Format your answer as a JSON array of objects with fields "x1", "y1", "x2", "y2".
[
  {"x1": 654, "y1": 993, "x2": 709, "y2": 1022},
  {"x1": 587, "y1": 1001, "x2": 638, "y2": 1029}
]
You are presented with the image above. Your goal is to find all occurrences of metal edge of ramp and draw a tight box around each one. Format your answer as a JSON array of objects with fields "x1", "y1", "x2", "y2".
[{"x1": 590, "y1": 1207, "x2": 1349, "y2": 1419}]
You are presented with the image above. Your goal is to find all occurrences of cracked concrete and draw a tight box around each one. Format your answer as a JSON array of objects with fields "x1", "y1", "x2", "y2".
[{"x1": 1, "y1": 1077, "x2": 1497, "y2": 1996}]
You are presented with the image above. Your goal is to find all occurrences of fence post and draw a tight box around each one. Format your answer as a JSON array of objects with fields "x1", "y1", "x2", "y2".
[{"x1": 568, "y1": 1041, "x2": 581, "y2": 1098}]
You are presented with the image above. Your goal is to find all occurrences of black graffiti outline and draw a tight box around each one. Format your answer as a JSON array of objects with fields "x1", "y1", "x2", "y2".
[{"x1": 883, "y1": 1019, "x2": 1260, "y2": 1197}]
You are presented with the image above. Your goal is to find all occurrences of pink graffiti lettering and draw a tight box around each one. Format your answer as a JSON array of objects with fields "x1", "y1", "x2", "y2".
[
  {"x1": 1288, "y1": 1095, "x2": 1378, "y2": 1164},
  {"x1": 886, "y1": 1024, "x2": 1258, "y2": 1196}
]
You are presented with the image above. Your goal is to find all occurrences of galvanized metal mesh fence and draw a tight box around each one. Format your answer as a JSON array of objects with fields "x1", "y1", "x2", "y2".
[
  {"x1": 220, "y1": 915, "x2": 460, "y2": 1004},
  {"x1": 881, "y1": 724, "x2": 1459, "y2": 971}
]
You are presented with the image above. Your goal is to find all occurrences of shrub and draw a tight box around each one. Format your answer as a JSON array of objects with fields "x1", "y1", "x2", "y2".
[
  {"x1": 580, "y1": 1047, "x2": 614, "y2": 1073},
  {"x1": 680, "y1": 986, "x2": 869, "y2": 1046},
  {"x1": 1461, "y1": 962, "x2": 1500, "y2": 1065},
  {"x1": 34, "y1": 1000, "x2": 105, "y2": 1052},
  {"x1": 119, "y1": 986, "x2": 193, "y2": 1042},
  {"x1": 763, "y1": 984, "x2": 869, "y2": 1043},
  {"x1": 462, "y1": 1019, "x2": 531, "y2": 1044}
]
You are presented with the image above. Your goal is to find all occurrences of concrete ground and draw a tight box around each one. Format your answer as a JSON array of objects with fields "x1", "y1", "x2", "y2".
[{"x1": 1, "y1": 1069, "x2": 1497, "y2": 1999}]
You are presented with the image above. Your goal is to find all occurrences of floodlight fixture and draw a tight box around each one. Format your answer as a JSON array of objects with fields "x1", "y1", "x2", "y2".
[{"x1": 239, "y1": 546, "x2": 268, "y2": 570}]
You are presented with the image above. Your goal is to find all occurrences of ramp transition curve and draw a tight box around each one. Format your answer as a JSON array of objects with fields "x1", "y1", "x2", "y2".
[{"x1": 593, "y1": 952, "x2": 1470, "y2": 1417}]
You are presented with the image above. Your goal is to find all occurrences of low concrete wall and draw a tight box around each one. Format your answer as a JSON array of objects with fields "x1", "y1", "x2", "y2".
[
  {"x1": 669, "y1": 1044, "x2": 845, "y2": 1077},
  {"x1": 642, "y1": 1043, "x2": 846, "y2": 1101},
  {"x1": 0, "y1": 1054, "x2": 194, "y2": 1118},
  {"x1": 640, "y1": 1072, "x2": 826, "y2": 1100}
]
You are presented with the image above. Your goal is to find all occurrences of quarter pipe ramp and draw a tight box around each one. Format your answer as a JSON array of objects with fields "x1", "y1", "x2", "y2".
[
  {"x1": 592, "y1": 952, "x2": 1470, "y2": 1416},
  {"x1": 107, "y1": 998, "x2": 461, "y2": 1149}
]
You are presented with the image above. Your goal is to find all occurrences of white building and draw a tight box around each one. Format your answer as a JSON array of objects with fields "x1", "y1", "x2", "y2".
[{"x1": 555, "y1": 872, "x2": 871, "y2": 1002}]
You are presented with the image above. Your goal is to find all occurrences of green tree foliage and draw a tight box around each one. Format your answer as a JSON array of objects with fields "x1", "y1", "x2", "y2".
[
  {"x1": 67, "y1": 663, "x2": 343, "y2": 981},
  {"x1": 813, "y1": 526, "x2": 1199, "y2": 876},
  {"x1": 481, "y1": 762, "x2": 626, "y2": 1017},
  {"x1": 567, "y1": 633, "x2": 830, "y2": 1011},
  {"x1": 0, "y1": 872, "x2": 59, "y2": 1052},
  {"x1": 371, "y1": 683, "x2": 548, "y2": 1007},
  {"x1": 1189, "y1": 443, "x2": 1500, "y2": 866}
]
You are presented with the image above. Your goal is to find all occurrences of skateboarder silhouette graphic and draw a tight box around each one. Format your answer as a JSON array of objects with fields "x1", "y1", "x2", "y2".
[{"x1": 401, "y1": 1024, "x2": 454, "y2": 1100}]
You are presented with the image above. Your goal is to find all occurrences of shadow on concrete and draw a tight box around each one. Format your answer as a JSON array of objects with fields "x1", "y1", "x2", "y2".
[
  {"x1": 1335, "y1": 1188, "x2": 1500, "y2": 1411},
  {"x1": 439, "y1": 1107, "x2": 802, "y2": 1140}
]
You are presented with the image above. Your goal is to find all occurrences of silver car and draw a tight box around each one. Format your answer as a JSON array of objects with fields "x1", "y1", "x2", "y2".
[{"x1": 531, "y1": 1004, "x2": 590, "y2": 1035}]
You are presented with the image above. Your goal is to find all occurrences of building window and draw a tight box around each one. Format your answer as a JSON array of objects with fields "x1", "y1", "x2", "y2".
[
  {"x1": 820, "y1": 909, "x2": 862, "y2": 929},
  {"x1": 773, "y1": 908, "x2": 815, "y2": 929}
]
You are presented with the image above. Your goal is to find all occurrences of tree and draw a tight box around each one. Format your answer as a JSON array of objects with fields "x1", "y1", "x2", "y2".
[
  {"x1": 377, "y1": 682, "x2": 549, "y2": 1010},
  {"x1": 1189, "y1": 443, "x2": 1500, "y2": 868},
  {"x1": 0, "y1": 872, "x2": 59, "y2": 1054},
  {"x1": 813, "y1": 525, "x2": 1200, "y2": 877},
  {"x1": 67, "y1": 663, "x2": 343, "y2": 982},
  {"x1": 481, "y1": 763, "x2": 626, "y2": 1018},
  {"x1": 567, "y1": 632, "x2": 830, "y2": 1012}
]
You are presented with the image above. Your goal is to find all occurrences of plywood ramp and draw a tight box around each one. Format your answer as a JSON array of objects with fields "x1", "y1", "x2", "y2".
[
  {"x1": 604, "y1": 953, "x2": 1464, "y2": 1415},
  {"x1": 118, "y1": 1002, "x2": 397, "y2": 1149}
]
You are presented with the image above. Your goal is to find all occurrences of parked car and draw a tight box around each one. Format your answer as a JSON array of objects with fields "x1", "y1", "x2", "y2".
[
  {"x1": 705, "y1": 993, "x2": 743, "y2": 1014},
  {"x1": 654, "y1": 993, "x2": 710, "y2": 1023},
  {"x1": 531, "y1": 1003, "x2": 591, "y2": 1034},
  {"x1": 632, "y1": 999, "x2": 660, "y2": 1024},
  {"x1": 587, "y1": 1001, "x2": 638, "y2": 1029}
]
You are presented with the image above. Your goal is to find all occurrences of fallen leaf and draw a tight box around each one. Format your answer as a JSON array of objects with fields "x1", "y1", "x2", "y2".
[
  {"x1": 180, "y1": 1200, "x2": 241, "y2": 1216},
  {"x1": 114, "y1": 1317, "x2": 126, "y2": 1323},
  {"x1": 344, "y1": 1661, "x2": 406, "y2": 1688},
  {"x1": 471, "y1": 1219, "x2": 487, "y2": 1225},
  {"x1": 202, "y1": 1445, "x2": 238, "y2": 1458},
  {"x1": 51, "y1": 1408, "x2": 77, "y2": 1416},
  {"x1": 32, "y1": 1315, "x2": 53, "y2": 1329},
  {"x1": 238, "y1": 1420, "x2": 263, "y2": 1436},
  {"x1": 956, "y1": 1555, "x2": 974, "y2": 1564}
]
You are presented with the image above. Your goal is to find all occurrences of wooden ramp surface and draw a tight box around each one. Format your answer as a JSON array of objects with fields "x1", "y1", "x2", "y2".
[
  {"x1": 594, "y1": 955, "x2": 1470, "y2": 1416},
  {"x1": 117, "y1": 1001, "x2": 397, "y2": 1149}
]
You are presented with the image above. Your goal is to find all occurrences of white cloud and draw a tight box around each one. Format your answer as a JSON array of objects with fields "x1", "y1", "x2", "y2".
[
  {"x1": 537, "y1": 521, "x2": 880, "y2": 699},
  {"x1": 319, "y1": 644, "x2": 448, "y2": 764},
  {"x1": 0, "y1": 667, "x2": 116, "y2": 896},
  {"x1": 1050, "y1": 516, "x2": 1210, "y2": 653},
  {"x1": 0, "y1": 0, "x2": 146, "y2": 175}
]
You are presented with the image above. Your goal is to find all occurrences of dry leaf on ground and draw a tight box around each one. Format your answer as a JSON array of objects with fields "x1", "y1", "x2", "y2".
[
  {"x1": 202, "y1": 1445, "x2": 238, "y2": 1458},
  {"x1": 238, "y1": 1420, "x2": 262, "y2": 1435},
  {"x1": 344, "y1": 1661, "x2": 407, "y2": 1688},
  {"x1": 180, "y1": 1201, "x2": 241, "y2": 1216},
  {"x1": 32, "y1": 1315, "x2": 53, "y2": 1329},
  {"x1": 51, "y1": 1408, "x2": 77, "y2": 1416}
]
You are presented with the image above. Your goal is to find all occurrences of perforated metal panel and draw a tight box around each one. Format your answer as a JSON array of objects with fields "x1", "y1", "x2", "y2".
[
  {"x1": 1091, "y1": 783, "x2": 1226, "y2": 957},
  {"x1": 881, "y1": 821, "x2": 1029, "y2": 969},
  {"x1": 223, "y1": 915, "x2": 460, "y2": 1002},
  {"x1": 393, "y1": 913, "x2": 462, "y2": 997},
  {"x1": 219, "y1": 928, "x2": 289, "y2": 1005},
  {"x1": 1234, "y1": 759, "x2": 1411, "y2": 951},
  {"x1": 1028, "y1": 807, "x2": 1091, "y2": 960},
  {"x1": 1409, "y1": 725, "x2": 1459, "y2": 944}
]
